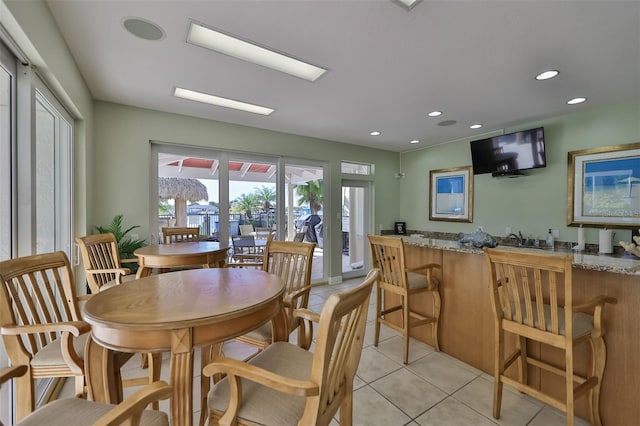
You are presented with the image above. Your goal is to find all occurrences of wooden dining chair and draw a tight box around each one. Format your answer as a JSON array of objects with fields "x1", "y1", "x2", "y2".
[
  {"x1": 368, "y1": 234, "x2": 441, "y2": 364},
  {"x1": 235, "y1": 240, "x2": 316, "y2": 352},
  {"x1": 199, "y1": 239, "x2": 315, "y2": 426},
  {"x1": 1, "y1": 365, "x2": 172, "y2": 426},
  {"x1": 76, "y1": 233, "x2": 162, "y2": 398},
  {"x1": 202, "y1": 269, "x2": 378, "y2": 426},
  {"x1": 0, "y1": 251, "x2": 90, "y2": 421},
  {"x1": 484, "y1": 248, "x2": 617, "y2": 426},
  {"x1": 161, "y1": 226, "x2": 201, "y2": 244},
  {"x1": 76, "y1": 233, "x2": 136, "y2": 295}
]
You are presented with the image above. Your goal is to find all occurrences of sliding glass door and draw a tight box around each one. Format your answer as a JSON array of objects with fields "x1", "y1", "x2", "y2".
[{"x1": 152, "y1": 144, "x2": 327, "y2": 282}]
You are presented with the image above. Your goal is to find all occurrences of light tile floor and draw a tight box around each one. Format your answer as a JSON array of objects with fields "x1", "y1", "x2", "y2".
[{"x1": 62, "y1": 277, "x2": 590, "y2": 425}]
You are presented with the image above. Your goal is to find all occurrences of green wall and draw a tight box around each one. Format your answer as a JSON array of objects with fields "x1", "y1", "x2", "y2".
[
  {"x1": 93, "y1": 101, "x2": 400, "y2": 280},
  {"x1": 399, "y1": 100, "x2": 640, "y2": 245}
]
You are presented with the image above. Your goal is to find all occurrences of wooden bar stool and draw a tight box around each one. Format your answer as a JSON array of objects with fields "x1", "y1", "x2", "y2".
[
  {"x1": 484, "y1": 247, "x2": 616, "y2": 426},
  {"x1": 368, "y1": 234, "x2": 441, "y2": 364}
]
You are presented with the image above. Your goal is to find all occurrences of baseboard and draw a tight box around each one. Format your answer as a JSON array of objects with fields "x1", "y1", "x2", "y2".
[{"x1": 328, "y1": 275, "x2": 343, "y2": 285}]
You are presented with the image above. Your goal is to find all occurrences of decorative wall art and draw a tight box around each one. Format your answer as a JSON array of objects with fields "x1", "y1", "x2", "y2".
[
  {"x1": 429, "y1": 166, "x2": 473, "y2": 223},
  {"x1": 568, "y1": 142, "x2": 640, "y2": 228}
]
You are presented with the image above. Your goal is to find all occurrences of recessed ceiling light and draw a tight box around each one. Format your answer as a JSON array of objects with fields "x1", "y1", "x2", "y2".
[
  {"x1": 567, "y1": 97, "x2": 587, "y2": 105},
  {"x1": 187, "y1": 22, "x2": 327, "y2": 82},
  {"x1": 409, "y1": 140, "x2": 420, "y2": 144},
  {"x1": 535, "y1": 70, "x2": 559, "y2": 80},
  {"x1": 470, "y1": 124, "x2": 483, "y2": 129},
  {"x1": 370, "y1": 131, "x2": 381, "y2": 136},
  {"x1": 428, "y1": 111, "x2": 443, "y2": 117},
  {"x1": 122, "y1": 17, "x2": 165, "y2": 41},
  {"x1": 437, "y1": 120, "x2": 457, "y2": 127},
  {"x1": 174, "y1": 87, "x2": 274, "y2": 115}
]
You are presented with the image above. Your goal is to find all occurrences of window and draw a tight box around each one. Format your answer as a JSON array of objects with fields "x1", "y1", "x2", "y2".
[
  {"x1": 0, "y1": 38, "x2": 15, "y2": 426},
  {"x1": 341, "y1": 161, "x2": 372, "y2": 175},
  {"x1": 32, "y1": 86, "x2": 73, "y2": 257},
  {"x1": 0, "y1": 50, "x2": 12, "y2": 261},
  {"x1": 0, "y1": 41, "x2": 75, "y2": 424}
]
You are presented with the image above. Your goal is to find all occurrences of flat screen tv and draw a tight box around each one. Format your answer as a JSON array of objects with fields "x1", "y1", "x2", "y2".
[{"x1": 470, "y1": 127, "x2": 546, "y2": 177}]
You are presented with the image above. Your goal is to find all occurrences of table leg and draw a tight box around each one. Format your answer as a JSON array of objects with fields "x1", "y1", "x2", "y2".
[
  {"x1": 84, "y1": 333, "x2": 126, "y2": 404},
  {"x1": 171, "y1": 328, "x2": 194, "y2": 426},
  {"x1": 136, "y1": 264, "x2": 152, "y2": 279}
]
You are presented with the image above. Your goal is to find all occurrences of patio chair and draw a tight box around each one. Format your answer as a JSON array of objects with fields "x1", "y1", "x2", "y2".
[{"x1": 238, "y1": 224, "x2": 255, "y2": 236}]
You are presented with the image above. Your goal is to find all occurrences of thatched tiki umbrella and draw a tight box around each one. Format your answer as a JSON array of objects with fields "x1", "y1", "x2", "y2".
[{"x1": 159, "y1": 177, "x2": 208, "y2": 227}]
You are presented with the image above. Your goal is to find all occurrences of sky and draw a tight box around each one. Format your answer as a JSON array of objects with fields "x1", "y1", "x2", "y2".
[{"x1": 198, "y1": 179, "x2": 277, "y2": 203}]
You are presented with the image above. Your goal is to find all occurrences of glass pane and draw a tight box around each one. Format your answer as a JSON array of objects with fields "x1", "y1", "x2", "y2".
[
  {"x1": 0, "y1": 65, "x2": 11, "y2": 261},
  {"x1": 157, "y1": 153, "x2": 219, "y2": 242},
  {"x1": 342, "y1": 185, "x2": 366, "y2": 274},
  {"x1": 285, "y1": 163, "x2": 324, "y2": 280},
  {"x1": 35, "y1": 97, "x2": 55, "y2": 254},
  {"x1": 341, "y1": 161, "x2": 371, "y2": 175},
  {"x1": 35, "y1": 91, "x2": 73, "y2": 256},
  {"x1": 229, "y1": 157, "x2": 277, "y2": 243}
]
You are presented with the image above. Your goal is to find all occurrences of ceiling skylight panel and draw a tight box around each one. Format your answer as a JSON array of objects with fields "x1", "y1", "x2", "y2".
[
  {"x1": 187, "y1": 22, "x2": 327, "y2": 82},
  {"x1": 174, "y1": 87, "x2": 275, "y2": 115}
]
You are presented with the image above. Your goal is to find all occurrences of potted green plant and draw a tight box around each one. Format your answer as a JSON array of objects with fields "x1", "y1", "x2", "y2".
[{"x1": 95, "y1": 214, "x2": 146, "y2": 266}]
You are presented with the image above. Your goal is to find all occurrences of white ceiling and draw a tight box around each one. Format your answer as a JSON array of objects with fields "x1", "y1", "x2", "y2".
[{"x1": 45, "y1": 0, "x2": 640, "y2": 153}]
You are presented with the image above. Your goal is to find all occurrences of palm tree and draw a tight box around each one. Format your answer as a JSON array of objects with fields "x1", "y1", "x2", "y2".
[
  {"x1": 295, "y1": 179, "x2": 323, "y2": 214},
  {"x1": 254, "y1": 185, "x2": 276, "y2": 211},
  {"x1": 231, "y1": 193, "x2": 258, "y2": 219},
  {"x1": 158, "y1": 200, "x2": 173, "y2": 215}
]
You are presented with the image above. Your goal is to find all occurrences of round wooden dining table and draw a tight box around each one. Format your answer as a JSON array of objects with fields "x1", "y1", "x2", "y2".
[
  {"x1": 83, "y1": 268, "x2": 287, "y2": 426},
  {"x1": 134, "y1": 241, "x2": 229, "y2": 278}
]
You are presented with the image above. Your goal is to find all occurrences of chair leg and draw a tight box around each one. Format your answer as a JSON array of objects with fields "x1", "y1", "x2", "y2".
[
  {"x1": 493, "y1": 326, "x2": 504, "y2": 420},
  {"x1": 339, "y1": 390, "x2": 354, "y2": 426},
  {"x1": 566, "y1": 347, "x2": 575, "y2": 426},
  {"x1": 374, "y1": 287, "x2": 382, "y2": 347},
  {"x1": 74, "y1": 374, "x2": 85, "y2": 397},
  {"x1": 16, "y1": 370, "x2": 34, "y2": 421},
  {"x1": 403, "y1": 294, "x2": 410, "y2": 365},
  {"x1": 589, "y1": 336, "x2": 606, "y2": 426},
  {"x1": 431, "y1": 289, "x2": 441, "y2": 351},
  {"x1": 200, "y1": 343, "x2": 223, "y2": 426},
  {"x1": 516, "y1": 335, "x2": 527, "y2": 385},
  {"x1": 148, "y1": 353, "x2": 163, "y2": 410}
]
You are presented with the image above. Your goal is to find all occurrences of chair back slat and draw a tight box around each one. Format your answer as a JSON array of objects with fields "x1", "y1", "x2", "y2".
[
  {"x1": 485, "y1": 248, "x2": 572, "y2": 338},
  {"x1": 368, "y1": 235, "x2": 407, "y2": 289},
  {"x1": 0, "y1": 251, "x2": 79, "y2": 358},
  {"x1": 303, "y1": 269, "x2": 377, "y2": 425},
  {"x1": 264, "y1": 241, "x2": 315, "y2": 329},
  {"x1": 162, "y1": 227, "x2": 200, "y2": 244}
]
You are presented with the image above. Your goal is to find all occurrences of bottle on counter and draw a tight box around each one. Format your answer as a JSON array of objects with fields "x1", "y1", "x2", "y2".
[{"x1": 546, "y1": 228, "x2": 554, "y2": 250}]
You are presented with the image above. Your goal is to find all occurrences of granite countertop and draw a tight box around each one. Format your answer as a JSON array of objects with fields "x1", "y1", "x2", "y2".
[{"x1": 402, "y1": 235, "x2": 640, "y2": 276}]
